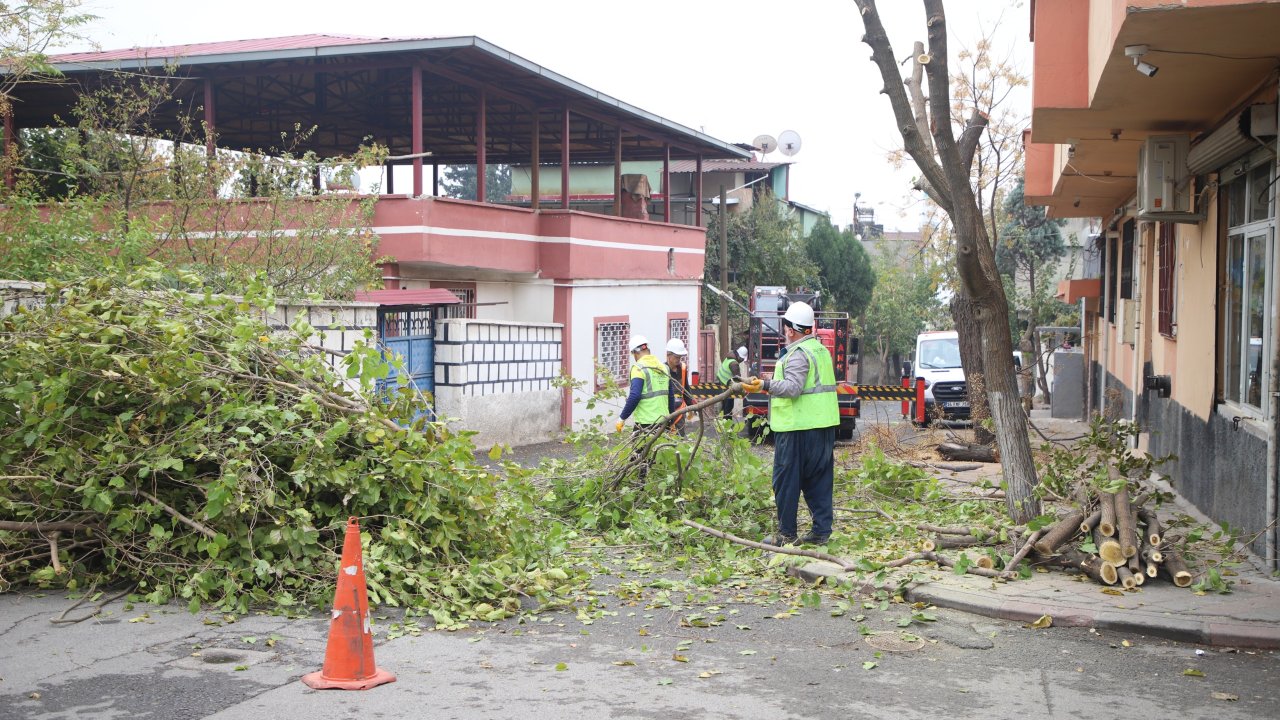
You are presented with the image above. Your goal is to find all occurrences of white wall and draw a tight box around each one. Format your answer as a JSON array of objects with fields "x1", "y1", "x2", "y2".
[
  {"x1": 474, "y1": 281, "x2": 554, "y2": 323},
  {"x1": 567, "y1": 280, "x2": 701, "y2": 426}
]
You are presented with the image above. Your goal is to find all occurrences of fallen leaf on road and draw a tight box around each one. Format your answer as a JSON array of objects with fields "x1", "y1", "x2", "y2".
[
  {"x1": 1183, "y1": 669, "x2": 1205, "y2": 678},
  {"x1": 862, "y1": 661, "x2": 877, "y2": 670},
  {"x1": 739, "y1": 650, "x2": 757, "y2": 656},
  {"x1": 1211, "y1": 692, "x2": 1239, "y2": 701},
  {"x1": 672, "y1": 654, "x2": 689, "y2": 663},
  {"x1": 1121, "y1": 640, "x2": 1131, "y2": 647},
  {"x1": 612, "y1": 660, "x2": 636, "y2": 667},
  {"x1": 657, "y1": 678, "x2": 673, "y2": 686},
  {"x1": 555, "y1": 663, "x2": 568, "y2": 671},
  {"x1": 1101, "y1": 588, "x2": 1124, "y2": 596},
  {"x1": 1025, "y1": 615, "x2": 1052, "y2": 629}
]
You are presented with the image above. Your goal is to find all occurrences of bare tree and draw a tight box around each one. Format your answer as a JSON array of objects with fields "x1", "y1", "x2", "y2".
[{"x1": 853, "y1": 0, "x2": 1040, "y2": 522}]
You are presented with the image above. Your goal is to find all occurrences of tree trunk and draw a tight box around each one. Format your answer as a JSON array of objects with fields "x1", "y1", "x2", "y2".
[
  {"x1": 951, "y1": 292, "x2": 994, "y2": 445},
  {"x1": 937, "y1": 442, "x2": 998, "y2": 462},
  {"x1": 853, "y1": 0, "x2": 1041, "y2": 524},
  {"x1": 1032, "y1": 510, "x2": 1086, "y2": 556}
]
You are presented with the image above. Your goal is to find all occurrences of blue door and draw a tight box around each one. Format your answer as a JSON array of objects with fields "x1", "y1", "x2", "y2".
[{"x1": 377, "y1": 305, "x2": 435, "y2": 420}]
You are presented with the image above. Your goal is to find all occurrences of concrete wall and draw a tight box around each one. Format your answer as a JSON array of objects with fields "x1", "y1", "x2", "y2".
[{"x1": 433, "y1": 318, "x2": 563, "y2": 448}]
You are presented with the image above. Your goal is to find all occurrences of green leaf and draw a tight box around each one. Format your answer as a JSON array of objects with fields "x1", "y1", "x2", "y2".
[
  {"x1": 554, "y1": 662, "x2": 568, "y2": 671},
  {"x1": 862, "y1": 661, "x2": 877, "y2": 670},
  {"x1": 1183, "y1": 668, "x2": 1205, "y2": 677}
]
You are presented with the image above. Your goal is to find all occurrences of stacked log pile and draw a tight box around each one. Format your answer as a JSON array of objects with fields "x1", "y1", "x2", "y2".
[{"x1": 915, "y1": 470, "x2": 1194, "y2": 588}]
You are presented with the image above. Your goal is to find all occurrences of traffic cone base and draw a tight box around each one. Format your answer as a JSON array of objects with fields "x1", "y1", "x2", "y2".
[
  {"x1": 301, "y1": 666, "x2": 396, "y2": 691},
  {"x1": 301, "y1": 517, "x2": 396, "y2": 691}
]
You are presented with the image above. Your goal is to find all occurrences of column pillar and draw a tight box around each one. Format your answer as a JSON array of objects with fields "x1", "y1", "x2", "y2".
[{"x1": 412, "y1": 65, "x2": 423, "y2": 197}]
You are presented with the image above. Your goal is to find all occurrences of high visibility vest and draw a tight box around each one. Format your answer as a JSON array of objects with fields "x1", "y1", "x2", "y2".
[
  {"x1": 716, "y1": 357, "x2": 735, "y2": 383},
  {"x1": 769, "y1": 335, "x2": 839, "y2": 432},
  {"x1": 630, "y1": 354, "x2": 670, "y2": 424}
]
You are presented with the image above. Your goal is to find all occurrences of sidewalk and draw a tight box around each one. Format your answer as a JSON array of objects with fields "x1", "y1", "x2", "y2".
[{"x1": 798, "y1": 408, "x2": 1280, "y2": 649}]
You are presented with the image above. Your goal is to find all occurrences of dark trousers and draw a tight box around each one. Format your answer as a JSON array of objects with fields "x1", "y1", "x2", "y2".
[
  {"x1": 771, "y1": 426, "x2": 835, "y2": 537},
  {"x1": 719, "y1": 396, "x2": 734, "y2": 421}
]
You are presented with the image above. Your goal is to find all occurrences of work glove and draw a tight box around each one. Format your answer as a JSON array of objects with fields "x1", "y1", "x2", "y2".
[
  {"x1": 615, "y1": 419, "x2": 625, "y2": 433},
  {"x1": 741, "y1": 376, "x2": 764, "y2": 394}
]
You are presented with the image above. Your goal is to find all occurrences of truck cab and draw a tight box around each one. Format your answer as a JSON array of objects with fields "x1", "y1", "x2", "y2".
[{"x1": 909, "y1": 330, "x2": 969, "y2": 422}]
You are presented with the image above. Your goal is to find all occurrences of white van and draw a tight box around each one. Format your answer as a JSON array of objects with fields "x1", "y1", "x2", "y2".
[
  {"x1": 905, "y1": 330, "x2": 1024, "y2": 423},
  {"x1": 910, "y1": 330, "x2": 969, "y2": 422}
]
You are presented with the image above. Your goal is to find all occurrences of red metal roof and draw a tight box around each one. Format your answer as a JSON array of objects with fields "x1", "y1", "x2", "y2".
[
  {"x1": 51, "y1": 34, "x2": 423, "y2": 64},
  {"x1": 354, "y1": 288, "x2": 461, "y2": 306}
]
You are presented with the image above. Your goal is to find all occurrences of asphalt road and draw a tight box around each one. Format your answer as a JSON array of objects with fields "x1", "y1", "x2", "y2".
[{"x1": 3, "y1": 577, "x2": 1278, "y2": 720}]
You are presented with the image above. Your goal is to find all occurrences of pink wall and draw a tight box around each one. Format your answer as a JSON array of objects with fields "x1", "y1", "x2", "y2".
[
  {"x1": 1032, "y1": 0, "x2": 1090, "y2": 110},
  {"x1": 371, "y1": 197, "x2": 707, "y2": 282}
]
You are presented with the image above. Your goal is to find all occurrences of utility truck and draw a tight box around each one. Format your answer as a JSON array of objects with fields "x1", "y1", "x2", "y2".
[{"x1": 742, "y1": 286, "x2": 860, "y2": 440}]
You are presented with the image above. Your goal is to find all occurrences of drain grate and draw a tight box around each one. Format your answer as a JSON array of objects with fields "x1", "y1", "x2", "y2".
[{"x1": 864, "y1": 633, "x2": 925, "y2": 652}]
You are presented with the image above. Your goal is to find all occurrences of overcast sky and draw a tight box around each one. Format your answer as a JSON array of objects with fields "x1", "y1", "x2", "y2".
[{"x1": 67, "y1": 0, "x2": 1030, "y2": 231}]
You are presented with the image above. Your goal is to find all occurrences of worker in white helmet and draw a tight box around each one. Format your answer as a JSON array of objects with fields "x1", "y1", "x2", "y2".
[
  {"x1": 664, "y1": 338, "x2": 693, "y2": 435},
  {"x1": 716, "y1": 345, "x2": 749, "y2": 421},
  {"x1": 741, "y1": 301, "x2": 838, "y2": 546},
  {"x1": 616, "y1": 335, "x2": 669, "y2": 434}
]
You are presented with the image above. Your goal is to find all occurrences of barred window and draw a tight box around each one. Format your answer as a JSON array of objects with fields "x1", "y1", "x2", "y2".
[
  {"x1": 1157, "y1": 223, "x2": 1176, "y2": 337},
  {"x1": 596, "y1": 321, "x2": 630, "y2": 389},
  {"x1": 668, "y1": 317, "x2": 689, "y2": 349},
  {"x1": 433, "y1": 283, "x2": 476, "y2": 319}
]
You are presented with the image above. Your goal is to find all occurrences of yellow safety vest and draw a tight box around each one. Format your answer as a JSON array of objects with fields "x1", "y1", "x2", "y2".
[
  {"x1": 630, "y1": 354, "x2": 670, "y2": 424},
  {"x1": 769, "y1": 335, "x2": 839, "y2": 431}
]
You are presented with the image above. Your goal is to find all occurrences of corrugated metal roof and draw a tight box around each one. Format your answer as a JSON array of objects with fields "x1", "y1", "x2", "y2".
[
  {"x1": 667, "y1": 159, "x2": 790, "y2": 173},
  {"x1": 51, "y1": 34, "x2": 421, "y2": 65},
  {"x1": 354, "y1": 288, "x2": 461, "y2": 306}
]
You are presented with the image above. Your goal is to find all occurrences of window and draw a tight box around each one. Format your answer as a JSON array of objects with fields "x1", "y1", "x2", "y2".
[
  {"x1": 1120, "y1": 220, "x2": 1134, "y2": 301},
  {"x1": 1219, "y1": 154, "x2": 1274, "y2": 413},
  {"x1": 1158, "y1": 223, "x2": 1176, "y2": 337},
  {"x1": 1105, "y1": 232, "x2": 1118, "y2": 324},
  {"x1": 668, "y1": 315, "x2": 689, "y2": 351},
  {"x1": 432, "y1": 282, "x2": 476, "y2": 319},
  {"x1": 595, "y1": 319, "x2": 630, "y2": 390}
]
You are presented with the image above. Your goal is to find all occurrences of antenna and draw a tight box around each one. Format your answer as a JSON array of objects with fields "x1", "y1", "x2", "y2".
[
  {"x1": 752, "y1": 134, "x2": 777, "y2": 155},
  {"x1": 778, "y1": 130, "x2": 802, "y2": 157}
]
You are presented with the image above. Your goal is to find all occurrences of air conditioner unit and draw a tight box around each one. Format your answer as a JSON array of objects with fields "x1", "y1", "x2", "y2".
[{"x1": 1137, "y1": 135, "x2": 1198, "y2": 222}]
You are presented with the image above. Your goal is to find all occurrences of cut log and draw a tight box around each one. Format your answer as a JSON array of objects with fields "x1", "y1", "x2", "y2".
[
  {"x1": 1079, "y1": 509, "x2": 1102, "y2": 534},
  {"x1": 1032, "y1": 511, "x2": 1087, "y2": 556},
  {"x1": 1052, "y1": 550, "x2": 1115, "y2": 585},
  {"x1": 1101, "y1": 563, "x2": 1117, "y2": 584},
  {"x1": 920, "y1": 537, "x2": 936, "y2": 552},
  {"x1": 1127, "y1": 554, "x2": 1141, "y2": 574},
  {"x1": 1113, "y1": 478, "x2": 1139, "y2": 558},
  {"x1": 1098, "y1": 491, "x2": 1117, "y2": 538},
  {"x1": 976, "y1": 555, "x2": 995, "y2": 570},
  {"x1": 916, "y1": 523, "x2": 993, "y2": 538},
  {"x1": 1161, "y1": 548, "x2": 1194, "y2": 588},
  {"x1": 937, "y1": 442, "x2": 998, "y2": 463},
  {"x1": 1136, "y1": 508, "x2": 1163, "y2": 548},
  {"x1": 1140, "y1": 544, "x2": 1164, "y2": 564},
  {"x1": 932, "y1": 534, "x2": 994, "y2": 549},
  {"x1": 1132, "y1": 568, "x2": 1146, "y2": 586},
  {"x1": 1094, "y1": 526, "x2": 1125, "y2": 566},
  {"x1": 1145, "y1": 562, "x2": 1159, "y2": 578},
  {"x1": 1116, "y1": 566, "x2": 1137, "y2": 590}
]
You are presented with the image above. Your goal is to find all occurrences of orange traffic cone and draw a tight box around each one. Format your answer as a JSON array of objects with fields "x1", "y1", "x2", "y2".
[{"x1": 301, "y1": 517, "x2": 396, "y2": 690}]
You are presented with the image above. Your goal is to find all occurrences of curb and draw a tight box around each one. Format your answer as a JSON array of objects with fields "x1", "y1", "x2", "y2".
[{"x1": 789, "y1": 562, "x2": 1280, "y2": 650}]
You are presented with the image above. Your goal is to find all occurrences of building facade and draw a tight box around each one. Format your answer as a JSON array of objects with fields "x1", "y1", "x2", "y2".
[{"x1": 1025, "y1": 0, "x2": 1280, "y2": 565}]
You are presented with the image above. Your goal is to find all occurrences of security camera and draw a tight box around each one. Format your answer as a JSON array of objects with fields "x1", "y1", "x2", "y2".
[{"x1": 1135, "y1": 60, "x2": 1159, "y2": 77}]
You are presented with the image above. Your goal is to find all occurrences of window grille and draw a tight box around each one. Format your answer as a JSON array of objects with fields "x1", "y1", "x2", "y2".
[
  {"x1": 668, "y1": 317, "x2": 689, "y2": 349},
  {"x1": 1157, "y1": 223, "x2": 1176, "y2": 337},
  {"x1": 596, "y1": 321, "x2": 630, "y2": 389}
]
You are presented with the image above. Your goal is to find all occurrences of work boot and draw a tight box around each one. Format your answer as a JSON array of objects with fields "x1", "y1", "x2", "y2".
[
  {"x1": 799, "y1": 531, "x2": 831, "y2": 545},
  {"x1": 762, "y1": 532, "x2": 797, "y2": 547}
]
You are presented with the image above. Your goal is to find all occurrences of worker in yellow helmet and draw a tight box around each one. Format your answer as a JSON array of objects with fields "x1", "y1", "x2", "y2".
[{"x1": 741, "y1": 302, "x2": 837, "y2": 546}]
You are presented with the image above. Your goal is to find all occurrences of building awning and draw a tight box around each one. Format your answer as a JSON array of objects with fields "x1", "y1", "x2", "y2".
[{"x1": 355, "y1": 288, "x2": 461, "y2": 306}]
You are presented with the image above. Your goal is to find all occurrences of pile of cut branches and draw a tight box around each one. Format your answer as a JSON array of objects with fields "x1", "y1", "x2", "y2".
[{"x1": 0, "y1": 269, "x2": 569, "y2": 621}]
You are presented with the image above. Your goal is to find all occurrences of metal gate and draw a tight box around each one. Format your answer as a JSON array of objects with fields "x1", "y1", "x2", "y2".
[{"x1": 377, "y1": 305, "x2": 435, "y2": 419}]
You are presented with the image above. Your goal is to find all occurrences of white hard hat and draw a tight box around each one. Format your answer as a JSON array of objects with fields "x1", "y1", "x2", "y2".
[
  {"x1": 736, "y1": 346, "x2": 747, "y2": 360},
  {"x1": 665, "y1": 338, "x2": 688, "y2": 356},
  {"x1": 629, "y1": 334, "x2": 649, "y2": 352},
  {"x1": 783, "y1": 301, "x2": 815, "y2": 329}
]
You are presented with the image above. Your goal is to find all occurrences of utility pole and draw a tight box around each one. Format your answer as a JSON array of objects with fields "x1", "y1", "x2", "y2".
[{"x1": 718, "y1": 186, "x2": 729, "y2": 362}]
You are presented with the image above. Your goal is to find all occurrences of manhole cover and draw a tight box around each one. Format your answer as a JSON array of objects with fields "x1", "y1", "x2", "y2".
[
  {"x1": 170, "y1": 647, "x2": 276, "y2": 672},
  {"x1": 864, "y1": 633, "x2": 925, "y2": 652}
]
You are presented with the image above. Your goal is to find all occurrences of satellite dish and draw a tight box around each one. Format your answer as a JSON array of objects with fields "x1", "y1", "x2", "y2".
[
  {"x1": 753, "y1": 134, "x2": 777, "y2": 155},
  {"x1": 778, "y1": 130, "x2": 802, "y2": 156}
]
